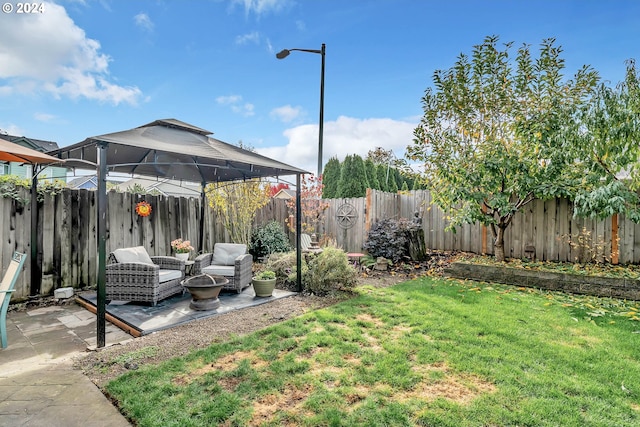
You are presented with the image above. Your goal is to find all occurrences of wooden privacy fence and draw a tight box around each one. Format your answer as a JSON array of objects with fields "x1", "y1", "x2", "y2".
[
  {"x1": 317, "y1": 189, "x2": 636, "y2": 266},
  {"x1": 3, "y1": 188, "x2": 230, "y2": 301},
  {"x1": 1, "y1": 187, "x2": 637, "y2": 301}
]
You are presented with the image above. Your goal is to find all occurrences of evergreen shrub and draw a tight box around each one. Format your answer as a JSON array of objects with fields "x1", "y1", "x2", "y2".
[
  {"x1": 305, "y1": 246, "x2": 357, "y2": 296},
  {"x1": 265, "y1": 247, "x2": 357, "y2": 295},
  {"x1": 249, "y1": 221, "x2": 291, "y2": 260}
]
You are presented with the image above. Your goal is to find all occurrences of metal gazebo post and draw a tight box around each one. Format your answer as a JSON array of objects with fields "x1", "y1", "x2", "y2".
[
  {"x1": 296, "y1": 173, "x2": 302, "y2": 292},
  {"x1": 199, "y1": 181, "x2": 207, "y2": 253},
  {"x1": 96, "y1": 141, "x2": 108, "y2": 348},
  {"x1": 30, "y1": 172, "x2": 40, "y2": 296}
]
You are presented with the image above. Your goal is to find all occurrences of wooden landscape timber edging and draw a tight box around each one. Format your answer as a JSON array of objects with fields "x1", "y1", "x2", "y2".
[
  {"x1": 75, "y1": 296, "x2": 142, "y2": 338},
  {"x1": 444, "y1": 262, "x2": 640, "y2": 301}
]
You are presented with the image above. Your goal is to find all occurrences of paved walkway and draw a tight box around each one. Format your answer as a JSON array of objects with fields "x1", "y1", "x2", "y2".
[{"x1": 0, "y1": 303, "x2": 133, "y2": 426}]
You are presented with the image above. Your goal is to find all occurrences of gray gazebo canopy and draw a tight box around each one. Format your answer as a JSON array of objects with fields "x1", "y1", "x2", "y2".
[
  {"x1": 54, "y1": 118, "x2": 307, "y2": 182},
  {"x1": 49, "y1": 118, "x2": 308, "y2": 347}
]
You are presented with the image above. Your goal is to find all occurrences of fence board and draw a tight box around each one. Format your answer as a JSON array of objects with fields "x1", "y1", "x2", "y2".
[
  {"x1": 523, "y1": 202, "x2": 534, "y2": 258},
  {"x1": 59, "y1": 190, "x2": 72, "y2": 288},
  {"x1": 509, "y1": 209, "x2": 521, "y2": 259},
  {"x1": 634, "y1": 221, "x2": 640, "y2": 264}
]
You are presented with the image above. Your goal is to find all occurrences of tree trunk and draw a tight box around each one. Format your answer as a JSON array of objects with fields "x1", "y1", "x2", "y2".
[
  {"x1": 407, "y1": 228, "x2": 427, "y2": 261},
  {"x1": 494, "y1": 225, "x2": 506, "y2": 262}
]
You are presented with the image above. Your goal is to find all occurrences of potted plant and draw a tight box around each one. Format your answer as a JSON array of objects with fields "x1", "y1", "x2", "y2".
[
  {"x1": 252, "y1": 270, "x2": 276, "y2": 297},
  {"x1": 171, "y1": 238, "x2": 194, "y2": 261}
]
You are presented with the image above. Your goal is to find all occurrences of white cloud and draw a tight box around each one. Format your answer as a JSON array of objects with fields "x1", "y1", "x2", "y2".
[
  {"x1": 256, "y1": 116, "x2": 418, "y2": 174},
  {"x1": 217, "y1": 95, "x2": 255, "y2": 117},
  {"x1": 231, "y1": 0, "x2": 290, "y2": 16},
  {"x1": 134, "y1": 12, "x2": 154, "y2": 32},
  {"x1": 295, "y1": 20, "x2": 306, "y2": 31},
  {"x1": 0, "y1": 123, "x2": 24, "y2": 136},
  {"x1": 235, "y1": 31, "x2": 260, "y2": 45},
  {"x1": 0, "y1": 1, "x2": 142, "y2": 105},
  {"x1": 216, "y1": 95, "x2": 242, "y2": 105},
  {"x1": 234, "y1": 103, "x2": 255, "y2": 116},
  {"x1": 270, "y1": 104, "x2": 303, "y2": 123},
  {"x1": 34, "y1": 113, "x2": 56, "y2": 122}
]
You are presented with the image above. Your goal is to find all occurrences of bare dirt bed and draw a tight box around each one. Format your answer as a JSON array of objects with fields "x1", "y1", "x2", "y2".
[{"x1": 72, "y1": 252, "x2": 459, "y2": 388}]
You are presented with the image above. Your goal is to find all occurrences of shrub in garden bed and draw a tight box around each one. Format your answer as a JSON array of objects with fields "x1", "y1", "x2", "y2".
[
  {"x1": 249, "y1": 220, "x2": 291, "y2": 260},
  {"x1": 305, "y1": 246, "x2": 358, "y2": 296},
  {"x1": 265, "y1": 246, "x2": 357, "y2": 295},
  {"x1": 363, "y1": 218, "x2": 419, "y2": 263},
  {"x1": 264, "y1": 251, "x2": 308, "y2": 290}
]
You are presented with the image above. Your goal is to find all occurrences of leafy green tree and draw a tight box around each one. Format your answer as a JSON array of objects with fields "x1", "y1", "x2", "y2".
[
  {"x1": 336, "y1": 155, "x2": 353, "y2": 197},
  {"x1": 408, "y1": 36, "x2": 598, "y2": 262},
  {"x1": 364, "y1": 158, "x2": 380, "y2": 190},
  {"x1": 322, "y1": 156, "x2": 341, "y2": 198},
  {"x1": 127, "y1": 183, "x2": 148, "y2": 194},
  {"x1": 367, "y1": 147, "x2": 396, "y2": 166},
  {"x1": 337, "y1": 154, "x2": 368, "y2": 198},
  {"x1": 376, "y1": 164, "x2": 390, "y2": 192},
  {"x1": 387, "y1": 168, "x2": 399, "y2": 193},
  {"x1": 394, "y1": 168, "x2": 405, "y2": 191},
  {"x1": 572, "y1": 60, "x2": 640, "y2": 222},
  {"x1": 206, "y1": 179, "x2": 270, "y2": 245},
  {"x1": 411, "y1": 178, "x2": 423, "y2": 191},
  {"x1": 286, "y1": 175, "x2": 329, "y2": 234}
]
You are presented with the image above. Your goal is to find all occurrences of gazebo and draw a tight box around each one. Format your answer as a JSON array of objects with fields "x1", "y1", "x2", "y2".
[{"x1": 49, "y1": 119, "x2": 308, "y2": 347}]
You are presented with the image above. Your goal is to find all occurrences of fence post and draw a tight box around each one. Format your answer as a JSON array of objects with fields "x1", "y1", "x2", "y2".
[
  {"x1": 365, "y1": 188, "x2": 372, "y2": 232},
  {"x1": 481, "y1": 204, "x2": 488, "y2": 255},
  {"x1": 199, "y1": 183, "x2": 206, "y2": 253},
  {"x1": 612, "y1": 214, "x2": 619, "y2": 265},
  {"x1": 30, "y1": 173, "x2": 41, "y2": 295}
]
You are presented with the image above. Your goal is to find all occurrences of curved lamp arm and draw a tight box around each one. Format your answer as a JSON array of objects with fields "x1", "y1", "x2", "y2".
[{"x1": 275, "y1": 44, "x2": 326, "y2": 177}]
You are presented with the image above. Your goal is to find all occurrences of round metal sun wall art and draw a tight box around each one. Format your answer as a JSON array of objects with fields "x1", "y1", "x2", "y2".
[
  {"x1": 135, "y1": 201, "x2": 152, "y2": 217},
  {"x1": 336, "y1": 203, "x2": 358, "y2": 229}
]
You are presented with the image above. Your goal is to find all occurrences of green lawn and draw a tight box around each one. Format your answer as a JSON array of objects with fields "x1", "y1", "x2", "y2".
[{"x1": 106, "y1": 277, "x2": 640, "y2": 426}]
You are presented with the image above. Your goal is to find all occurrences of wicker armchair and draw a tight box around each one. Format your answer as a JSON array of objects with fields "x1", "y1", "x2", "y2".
[
  {"x1": 192, "y1": 243, "x2": 252, "y2": 293},
  {"x1": 106, "y1": 246, "x2": 185, "y2": 305}
]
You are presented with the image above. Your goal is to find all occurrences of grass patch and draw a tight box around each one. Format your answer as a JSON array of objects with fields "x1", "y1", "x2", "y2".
[
  {"x1": 93, "y1": 346, "x2": 161, "y2": 373},
  {"x1": 105, "y1": 278, "x2": 640, "y2": 426}
]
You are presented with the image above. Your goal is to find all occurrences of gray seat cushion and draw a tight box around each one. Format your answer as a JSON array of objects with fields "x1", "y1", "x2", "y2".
[
  {"x1": 158, "y1": 269, "x2": 183, "y2": 283},
  {"x1": 211, "y1": 243, "x2": 247, "y2": 266},
  {"x1": 112, "y1": 246, "x2": 154, "y2": 265},
  {"x1": 202, "y1": 265, "x2": 235, "y2": 277}
]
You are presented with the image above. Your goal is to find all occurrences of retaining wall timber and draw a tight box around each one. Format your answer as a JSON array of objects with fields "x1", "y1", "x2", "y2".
[{"x1": 444, "y1": 262, "x2": 640, "y2": 301}]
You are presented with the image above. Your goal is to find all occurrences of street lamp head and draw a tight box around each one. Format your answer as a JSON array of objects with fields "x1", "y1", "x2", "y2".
[{"x1": 276, "y1": 49, "x2": 290, "y2": 59}]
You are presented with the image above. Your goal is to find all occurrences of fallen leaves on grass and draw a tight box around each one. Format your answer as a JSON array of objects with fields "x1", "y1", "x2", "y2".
[{"x1": 447, "y1": 278, "x2": 640, "y2": 324}]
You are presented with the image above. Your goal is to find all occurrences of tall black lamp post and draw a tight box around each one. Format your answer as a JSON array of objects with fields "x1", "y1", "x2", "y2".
[{"x1": 276, "y1": 43, "x2": 325, "y2": 177}]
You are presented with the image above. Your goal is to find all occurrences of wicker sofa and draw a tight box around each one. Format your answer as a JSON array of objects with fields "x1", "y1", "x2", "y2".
[
  {"x1": 106, "y1": 246, "x2": 185, "y2": 305},
  {"x1": 192, "y1": 243, "x2": 252, "y2": 293}
]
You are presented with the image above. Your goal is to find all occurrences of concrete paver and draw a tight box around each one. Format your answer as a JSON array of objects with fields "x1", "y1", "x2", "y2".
[
  {"x1": 1, "y1": 287, "x2": 285, "y2": 426},
  {"x1": 0, "y1": 304, "x2": 132, "y2": 427}
]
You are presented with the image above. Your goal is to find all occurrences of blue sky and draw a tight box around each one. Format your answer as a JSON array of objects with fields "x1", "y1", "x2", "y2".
[{"x1": 1, "y1": 0, "x2": 639, "y2": 175}]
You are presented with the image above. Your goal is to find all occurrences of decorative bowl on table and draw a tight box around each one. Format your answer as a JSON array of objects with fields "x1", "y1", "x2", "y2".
[{"x1": 181, "y1": 274, "x2": 229, "y2": 311}]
